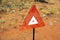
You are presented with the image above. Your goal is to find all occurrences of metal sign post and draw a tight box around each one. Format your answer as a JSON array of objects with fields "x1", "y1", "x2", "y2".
[{"x1": 33, "y1": 28, "x2": 35, "y2": 40}]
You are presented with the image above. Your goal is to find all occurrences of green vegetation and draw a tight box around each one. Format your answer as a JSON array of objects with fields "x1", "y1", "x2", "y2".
[{"x1": 0, "y1": 0, "x2": 2, "y2": 4}]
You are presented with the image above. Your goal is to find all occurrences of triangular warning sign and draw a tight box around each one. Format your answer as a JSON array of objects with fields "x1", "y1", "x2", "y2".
[{"x1": 22, "y1": 5, "x2": 45, "y2": 29}]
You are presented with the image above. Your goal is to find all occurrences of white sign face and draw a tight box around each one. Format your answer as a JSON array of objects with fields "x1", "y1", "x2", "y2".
[{"x1": 28, "y1": 16, "x2": 38, "y2": 25}]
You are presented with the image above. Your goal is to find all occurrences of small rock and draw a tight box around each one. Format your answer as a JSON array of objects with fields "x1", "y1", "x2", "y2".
[
  {"x1": 42, "y1": 14, "x2": 46, "y2": 17},
  {"x1": 48, "y1": 22, "x2": 54, "y2": 26},
  {"x1": 53, "y1": 20, "x2": 57, "y2": 23},
  {"x1": 11, "y1": 10, "x2": 16, "y2": 13}
]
